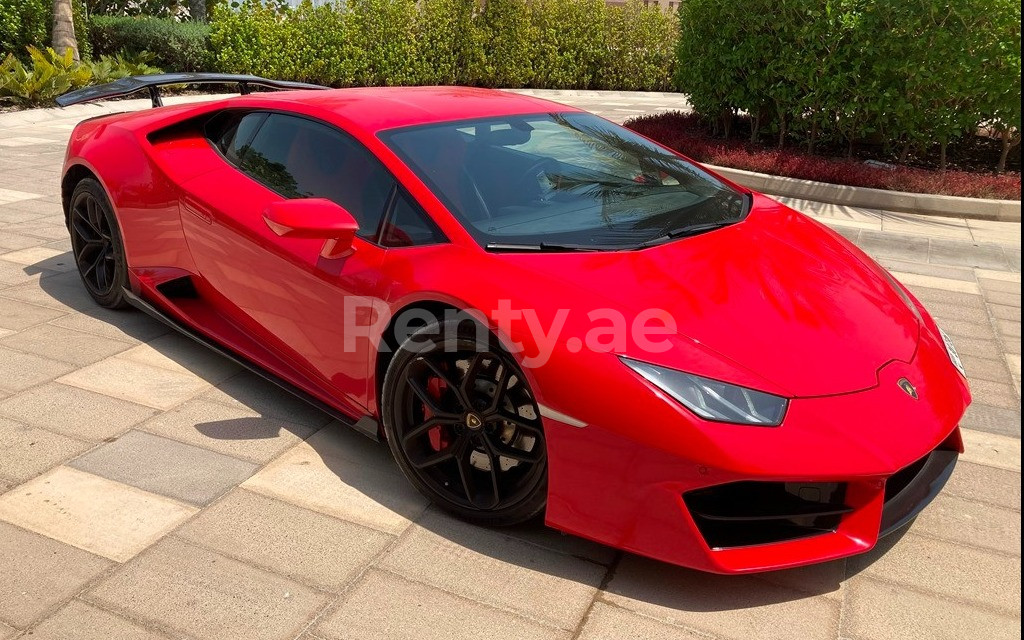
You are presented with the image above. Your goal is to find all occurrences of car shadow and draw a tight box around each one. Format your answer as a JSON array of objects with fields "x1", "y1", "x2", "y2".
[{"x1": 32, "y1": 255, "x2": 894, "y2": 613}]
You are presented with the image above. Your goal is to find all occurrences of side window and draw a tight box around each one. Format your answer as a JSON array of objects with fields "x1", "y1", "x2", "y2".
[
  {"x1": 381, "y1": 191, "x2": 446, "y2": 248},
  {"x1": 239, "y1": 113, "x2": 395, "y2": 239},
  {"x1": 208, "y1": 111, "x2": 266, "y2": 164}
]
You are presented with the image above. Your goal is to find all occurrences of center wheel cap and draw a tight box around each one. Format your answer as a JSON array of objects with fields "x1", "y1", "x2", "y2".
[{"x1": 465, "y1": 413, "x2": 484, "y2": 430}]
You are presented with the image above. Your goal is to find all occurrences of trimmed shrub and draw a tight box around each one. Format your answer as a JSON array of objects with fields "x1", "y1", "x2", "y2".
[
  {"x1": 90, "y1": 15, "x2": 211, "y2": 71},
  {"x1": 598, "y1": 0, "x2": 675, "y2": 92},
  {"x1": 209, "y1": 0, "x2": 677, "y2": 91},
  {"x1": 675, "y1": 0, "x2": 1023, "y2": 170},
  {"x1": 466, "y1": 0, "x2": 535, "y2": 88}
]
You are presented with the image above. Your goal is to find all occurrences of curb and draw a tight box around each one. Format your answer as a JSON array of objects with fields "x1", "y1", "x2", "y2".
[{"x1": 707, "y1": 164, "x2": 1022, "y2": 223}]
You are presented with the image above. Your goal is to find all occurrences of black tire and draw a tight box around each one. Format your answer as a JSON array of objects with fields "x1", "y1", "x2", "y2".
[
  {"x1": 68, "y1": 178, "x2": 129, "y2": 309},
  {"x1": 381, "y1": 317, "x2": 547, "y2": 526}
]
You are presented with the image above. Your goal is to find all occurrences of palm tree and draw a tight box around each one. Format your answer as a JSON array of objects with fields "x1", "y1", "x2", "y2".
[{"x1": 51, "y1": 0, "x2": 79, "y2": 61}]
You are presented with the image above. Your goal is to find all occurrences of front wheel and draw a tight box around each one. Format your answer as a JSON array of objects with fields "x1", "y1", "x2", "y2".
[{"x1": 381, "y1": 318, "x2": 547, "y2": 526}]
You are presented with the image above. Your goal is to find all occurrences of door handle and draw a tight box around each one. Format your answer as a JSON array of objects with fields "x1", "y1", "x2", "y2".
[{"x1": 181, "y1": 197, "x2": 214, "y2": 225}]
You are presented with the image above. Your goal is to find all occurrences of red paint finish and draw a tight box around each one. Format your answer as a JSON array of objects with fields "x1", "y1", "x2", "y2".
[{"x1": 62, "y1": 87, "x2": 970, "y2": 573}]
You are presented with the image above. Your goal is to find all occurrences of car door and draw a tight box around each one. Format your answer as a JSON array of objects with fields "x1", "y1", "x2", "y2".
[{"x1": 178, "y1": 110, "x2": 398, "y2": 413}]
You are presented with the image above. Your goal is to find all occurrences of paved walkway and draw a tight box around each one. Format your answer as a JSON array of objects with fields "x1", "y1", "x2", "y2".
[{"x1": 0, "y1": 91, "x2": 1020, "y2": 640}]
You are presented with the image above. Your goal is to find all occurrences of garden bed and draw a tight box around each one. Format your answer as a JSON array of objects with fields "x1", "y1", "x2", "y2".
[{"x1": 625, "y1": 112, "x2": 1021, "y2": 201}]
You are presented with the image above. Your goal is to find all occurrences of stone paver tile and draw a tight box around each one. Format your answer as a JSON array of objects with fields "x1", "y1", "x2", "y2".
[
  {"x1": 0, "y1": 416, "x2": 90, "y2": 484},
  {"x1": 882, "y1": 216, "x2": 973, "y2": 240},
  {"x1": 0, "y1": 186, "x2": 43, "y2": 205},
  {"x1": 961, "y1": 427, "x2": 1021, "y2": 471},
  {"x1": 0, "y1": 228, "x2": 49, "y2": 251},
  {"x1": 242, "y1": 426, "x2": 428, "y2": 535},
  {"x1": 877, "y1": 258, "x2": 975, "y2": 282},
  {"x1": 856, "y1": 231, "x2": 930, "y2": 262},
  {"x1": 0, "y1": 621, "x2": 13, "y2": 640},
  {"x1": 28, "y1": 600, "x2": 171, "y2": 640},
  {"x1": 0, "y1": 323, "x2": 132, "y2": 366},
  {"x1": 963, "y1": 379, "x2": 1020, "y2": 410},
  {"x1": 86, "y1": 537, "x2": 328, "y2": 640},
  {"x1": 962, "y1": 403, "x2": 1019, "y2": 438},
  {"x1": 906, "y1": 285, "x2": 986, "y2": 310},
  {"x1": 850, "y1": 533, "x2": 1020, "y2": 615},
  {"x1": 926, "y1": 301, "x2": 991, "y2": 325},
  {"x1": 996, "y1": 318, "x2": 1021, "y2": 339},
  {"x1": 945, "y1": 460, "x2": 1021, "y2": 511},
  {"x1": 317, "y1": 569, "x2": 568, "y2": 640},
  {"x1": 911, "y1": 493, "x2": 1020, "y2": 555},
  {"x1": 0, "y1": 521, "x2": 112, "y2": 629},
  {"x1": 891, "y1": 271, "x2": 980, "y2": 294},
  {"x1": 0, "y1": 381, "x2": 156, "y2": 440},
  {"x1": 70, "y1": 430, "x2": 256, "y2": 505},
  {"x1": 138, "y1": 397, "x2": 319, "y2": 464},
  {"x1": 978, "y1": 277, "x2": 1023, "y2": 294},
  {"x1": 936, "y1": 334, "x2": 1004, "y2": 361},
  {"x1": 983, "y1": 289, "x2": 1021, "y2": 307},
  {"x1": 1006, "y1": 354, "x2": 1021, "y2": 395},
  {"x1": 5, "y1": 222, "x2": 68, "y2": 241},
  {"x1": 377, "y1": 510, "x2": 606, "y2": 630},
  {"x1": 844, "y1": 576, "x2": 1020, "y2": 640},
  {"x1": 0, "y1": 345, "x2": 76, "y2": 392},
  {"x1": 58, "y1": 357, "x2": 212, "y2": 411},
  {"x1": 929, "y1": 239, "x2": 1011, "y2": 270},
  {"x1": 577, "y1": 602, "x2": 704, "y2": 640},
  {"x1": 603, "y1": 555, "x2": 840, "y2": 640},
  {"x1": 118, "y1": 333, "x2": 241, "y2": 384},
  {"x1": 0, "y1": 246, "x2": 74, "y2": 273},
  {"x1": 503, "y1": 520, "x2": 618, "y2": 566},
  {"x1": 974, "y1": 268, "x2": 1021, "y2": 282},
  {"x1": 0, "y1": 274, "x2": 94, "y2": 313},
  {"x1": 959, "y1": 354, "x2": 1014, "y2": 385},
  {"x1": 202, "y1": 371, "x2": 334, "y2": 428},
  {"x1": 988, "y1": 303, "x2": 1020, "y2": 322},
  {"x1": 178, "y1": 488, "x2": 393, "y2": 592},
  {"x1": 0, "y1": 466, "x2": 197, "y2": 562},
  {"x1": 49, "y1": 307, "x2": 168, "y2": 342}
]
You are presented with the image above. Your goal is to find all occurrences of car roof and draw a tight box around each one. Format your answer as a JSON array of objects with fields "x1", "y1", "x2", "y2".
[{"x1": 233, "y1": 86, "x2": 582, "y2": 133}]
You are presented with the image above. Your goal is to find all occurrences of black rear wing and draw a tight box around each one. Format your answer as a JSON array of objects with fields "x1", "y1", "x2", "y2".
[{"x1": 55, "y1": 73, "x2": 329, "y2": 108}]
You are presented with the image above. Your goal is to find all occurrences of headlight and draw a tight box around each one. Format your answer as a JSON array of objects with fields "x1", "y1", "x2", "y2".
[
  {"x1": 939, "y1": 328, "x2": 966, "y2": 377},
  {"x1": 621, "y1": 357, "x2": 788, "y2": 426}
]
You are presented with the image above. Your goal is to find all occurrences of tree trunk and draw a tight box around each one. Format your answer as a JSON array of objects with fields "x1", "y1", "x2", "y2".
[
  {"x1": 807, "y1": 119, "x2": 818, "y2": 154},
  {"x1": 846, "y1": 138, "x2": 854, "y2": 159},
  {"x1": 997, "y1": 129, "x2": 1016, "y2": 174},
  {"x1": 898, "y1": 141, "x2": 910, "y2": 164},
  {"x1": 188, "y1": 0, "x2": 207, "y2": 22},
  {"x1": 749, "y1": 115, "x2": 759, "y2": 144},
  {"x1": 51, "y1": 0, "x2": 79, "y2": 61},
  {"x1": 777, "y1": 113, "x2": 786, "y2": 149},
  {"x1": 939, "y1": 139, "x2": 947, "y2": 172}
]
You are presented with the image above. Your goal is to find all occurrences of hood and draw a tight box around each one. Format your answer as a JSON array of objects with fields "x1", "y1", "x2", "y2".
[{"x1": 493, "y1": 198, "x2": 919, "y2": 397}]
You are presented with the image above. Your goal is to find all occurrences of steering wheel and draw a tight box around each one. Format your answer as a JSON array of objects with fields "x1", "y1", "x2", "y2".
[{"x1": 515, "y1": 158, "x2": 560, "y2": 199}]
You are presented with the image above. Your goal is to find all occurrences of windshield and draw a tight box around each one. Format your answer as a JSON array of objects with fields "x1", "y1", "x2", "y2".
[{"x1": 380, "y1": 113, "x2": 748, "y2": 251}]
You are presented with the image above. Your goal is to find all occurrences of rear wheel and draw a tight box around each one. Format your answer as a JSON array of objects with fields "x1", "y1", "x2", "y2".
[
  {"x1": 69, "y1": 178, "x2": 129, "y2": 309},
  {"x1": 382, "y1": 318, "x2": 547, "y2": 526}
]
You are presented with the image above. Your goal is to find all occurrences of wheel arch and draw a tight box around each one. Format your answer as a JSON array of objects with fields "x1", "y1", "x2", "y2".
[{"x1": 61, "y1": 163, "x2": 101, "y2": 226}]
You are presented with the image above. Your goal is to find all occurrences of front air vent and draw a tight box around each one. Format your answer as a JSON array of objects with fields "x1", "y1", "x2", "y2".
[
  {"x1": 156, "y1": 275, "x2": 199, "y2": 299},
  {"x1": 684, "y1": 481, "x2": 851, "y2": 549}
]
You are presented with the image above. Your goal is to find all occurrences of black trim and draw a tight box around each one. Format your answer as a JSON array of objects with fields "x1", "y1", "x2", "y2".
[
  {"x1": 879, "y1": 448, "x2": 958, "y2": 537},
  {"x1": 56, "y1": 73, "x2": 328, "y2": 108},
  {"x1": 122, "y1": 287, "x2": 380, "y2": 441}
]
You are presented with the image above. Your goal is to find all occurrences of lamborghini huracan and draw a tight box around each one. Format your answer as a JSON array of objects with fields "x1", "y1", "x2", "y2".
[{"x1": 57, "y1": 75, "x2": 970, "y2": 573}]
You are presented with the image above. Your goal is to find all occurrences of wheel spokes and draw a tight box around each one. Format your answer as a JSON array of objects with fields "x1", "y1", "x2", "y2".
[{"x1": 406, "y1": 377, "x2": 460, "y2": 419}]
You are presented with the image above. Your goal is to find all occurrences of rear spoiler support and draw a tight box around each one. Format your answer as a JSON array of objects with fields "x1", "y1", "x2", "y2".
[{"x1": 56, "y1": 73, "x2": 329, "y2": 108}]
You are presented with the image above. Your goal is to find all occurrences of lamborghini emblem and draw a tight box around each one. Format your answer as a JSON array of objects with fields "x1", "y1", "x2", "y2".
[
  {"x1": 897, "y1": 378, "x2": 918, "y2": 399},
  {"x1": 465, "y1": 413, "x2": 483, "y2": 429}
]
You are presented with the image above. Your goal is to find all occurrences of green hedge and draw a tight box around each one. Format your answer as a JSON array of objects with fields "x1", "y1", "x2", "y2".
[
  {"x1": 90, "y1": 15, "x2": 210, "y2": 71},
  {"x1": 210, "y1": 0, "x2": 678, "y2": 91},
  {"x1": 2, "y1": 0, "x2": 90, "y2": 61},
  {"x1": 675, "y1": 0, "x2": 1022, "y2": 166}
]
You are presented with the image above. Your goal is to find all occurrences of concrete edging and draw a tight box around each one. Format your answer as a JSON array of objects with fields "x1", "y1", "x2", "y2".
[{"x1": 707, "y1": 164, "x2": 1022, "y2": 222}]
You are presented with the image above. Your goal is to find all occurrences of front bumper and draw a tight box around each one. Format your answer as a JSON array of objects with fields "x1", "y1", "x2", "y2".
[{"x1": 541, "y1": 329, "x2": 970, "y2": 574}]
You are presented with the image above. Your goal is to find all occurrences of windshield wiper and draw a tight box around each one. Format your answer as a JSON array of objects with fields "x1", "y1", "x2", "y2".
[
  {"x1": 638, "y1": 220, "x2": 738, "y2": 249},
  {"x1": 485, "y1": 242, "x2": 604, "y2": 253}
]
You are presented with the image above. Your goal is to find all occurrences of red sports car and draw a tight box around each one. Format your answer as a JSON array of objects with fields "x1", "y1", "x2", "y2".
[{"x1": 58, "y1": 75, "x2": 970, "y2": 573}]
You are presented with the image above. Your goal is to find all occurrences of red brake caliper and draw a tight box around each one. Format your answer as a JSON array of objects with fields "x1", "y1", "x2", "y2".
[{"x1": 426, "y1": 376, "x2": 451, "y2": 452}]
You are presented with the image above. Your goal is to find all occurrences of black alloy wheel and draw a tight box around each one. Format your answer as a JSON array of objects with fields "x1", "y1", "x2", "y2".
[
  {"x1": 382, "y1": 318, "x2": 548, "y2": 526},
  {"x1": 69, "y1": 178, "x2": 129, "y2": 308}
]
